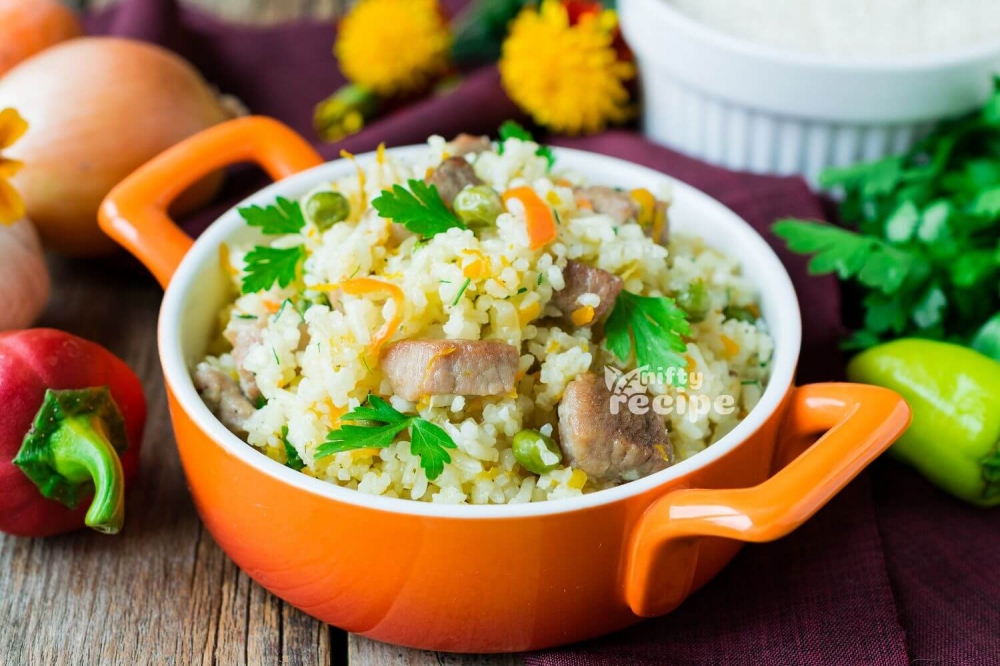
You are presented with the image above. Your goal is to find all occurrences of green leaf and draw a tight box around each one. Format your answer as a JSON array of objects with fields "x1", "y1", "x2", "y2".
[
  {"x1": 451, "y1": 0, "x2": 529, "y2": 64},
  {"x1": 819, "y1": 156, "x2": 902, "y2": 197},
  {"x1": 841, "y1": 328, "x2": 882, "y2": 350},
  {"x1": 241, "y1": 245, "x2": 305, "y2": 294},
  {"x1": 315, "y1": 394, "x2": 459, "y2": 481},
  {"x1": 239, "y1": 197, "x2": 306, "y2": 235},
  {"x1": 951, "y1": 250, "x2": 998, "y2": 287},
  {"x1": 862, "y1": 293, "x2": 908, "y2": 335},
  {"x1": 971, "y1": 312, "x2": 1000, "y2": 362},
  {"x1": 605, "y1": 291, "x2": 690, "y2": 375},
  {"x1": 773, "y1": 220, "x2": 915, "y2": 293},
  {"x1": 497, "y1": 120, "x2": 555, "y2": 169},
  {"x1": 911, "y1": 286, "x2": 947, "y2": 329},
  {"x1": 498, "y1": 120, "x2": 533, "y2": 145},
  {"x1": 971, "y1": 185, "x2": 1000, "y2": 219},
  {"x1": 317, "y1": 421, "x2": 413, "y2": 455},
  {"x1": 408, "y1": 420, "x2": 457, "y2": 481},
  {"x1": 982, "y1": 76, "x2": 1000, "y2": 126},
  {"x1": 856, "y1": 247, "x2": 915, "y2": 294},
  {"x1": 372, "y1": 180, "x2": 467, "y2": 238},
  {"x1": 341, "y1": 394, "x2": 408, "y2": 425},
  {"x1": 917, "y1": 200, "x2": 953, "y2": 243},
  {"x1": 884, "y1": 200, "x2": 920, "y2": 243},
  {"x1": 281, "y1": 426, "x2": 305, "y2": 471}
]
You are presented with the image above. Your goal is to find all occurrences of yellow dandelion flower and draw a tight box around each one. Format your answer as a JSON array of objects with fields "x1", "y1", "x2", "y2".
[
  {"x1": 0, "y1": 107, "x2": 28, "y2": 225},
  {"x1": 336, "y1": 0, "x2": 452, "y2": 97},
  {"x1": 499, "y1": 1, "x2": 636, "y2": 135}
]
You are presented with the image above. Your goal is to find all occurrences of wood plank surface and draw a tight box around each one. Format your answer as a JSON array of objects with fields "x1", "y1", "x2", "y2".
[{"x1": 3, "y1": 3, "x2": 525, "y2": 665}]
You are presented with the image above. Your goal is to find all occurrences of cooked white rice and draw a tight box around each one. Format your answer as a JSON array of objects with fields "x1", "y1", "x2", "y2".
[{"x1": 198, "y1": 134, "x2": 773, "y2": 504}]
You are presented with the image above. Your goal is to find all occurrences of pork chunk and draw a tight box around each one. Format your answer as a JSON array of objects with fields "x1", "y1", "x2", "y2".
[
  {"x1": 223, "y1": 318, "x2": 264, "y2": 402},
  {"x1": 193, "y1": 363, "x2": 257, "y2": 438},
  {"x1": 557, "y1": 373, "x2": 671, "y2": 484},
  {"x1": 550, "y1": 261, "x2": 623, "y2": 327},
  {"x1": 224, "y1": 317, "x2": 310, "y2": 402},
  {"x1": 426, "y1": 156, "x2": 482, "y2": 207},
  {"x1": 574, "y1": 186, "x2": 639, "y2": 224},
  {"x1": 451, "y1": 133, "x2": 491, "y2": 156},
  {"x1": 380, "y1": 340, "x2": 519, "y2": 402}
]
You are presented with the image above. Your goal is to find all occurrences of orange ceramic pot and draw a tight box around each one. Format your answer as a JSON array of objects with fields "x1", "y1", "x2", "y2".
[{"x1": 99, "y1": 118, "x2": 911, "y2": 653}]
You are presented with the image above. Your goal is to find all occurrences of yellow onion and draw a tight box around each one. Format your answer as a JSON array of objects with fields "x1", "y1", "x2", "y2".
[
  {"x1": 0, "y1": 37, "x2": 234, "y2": 256},
  {"x1": 0, "y1": 0, "x2": 83, "y2": 77}
]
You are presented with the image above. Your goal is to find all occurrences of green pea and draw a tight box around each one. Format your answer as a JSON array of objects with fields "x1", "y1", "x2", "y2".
[
  {"x1": 512, "y1": 429, "x2": 562, "y2": 475},
  {"x1": 306, "y1": 191, "x2": 350, "y2": 230},
  {"x1": 453, "y1": 185, "x2": 503, "y2": 228},
  {"x1": 724, "y1": 305, "x2": 758, "y2": 323},
  {"x1": 677, "y1": 281, "x2": 711, "y2": 323}
]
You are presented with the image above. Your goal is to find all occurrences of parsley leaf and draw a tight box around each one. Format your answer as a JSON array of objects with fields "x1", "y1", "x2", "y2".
[
  {"x1": 972, "y1": 313, "x2": 1000, "y2": 362},
  {"x1": 605, "y1": 291, "x2": 691, "y2": 376},
  {"x1": 372, "y1": 180, "x2": 467, "y2": 238},
  {"x1": 498, "y1": 120, "x2": 555, "y2": 169},
  {"x1": 281, "y1": 426, "x2": 305, "y2": 471},
  {"x1": 773, "y1": 220, "x2": 916, "y2": 294},
  {"x1": 239, "y1": 197, "x2": 306, "y2": 235},
  {"x1": 499, "y1": 120, "x2": 533, "y2": 144},
  {"x1": 314, "y1": 395, "x2": 457, "y2": 480},
  {"x1": 408, "y1": 420, "x2": 457, "y2": 481},
  {"x1": 241, "y1": 245, "x2": 305, "y2": 294},
  {"x1": 342, "y1": 394, "x2": 408, "y2": 425}
]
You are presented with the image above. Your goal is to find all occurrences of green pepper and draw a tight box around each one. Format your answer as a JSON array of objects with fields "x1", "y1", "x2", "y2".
[{"x1": 847, "y1": 339, "x2": 1000, "y2": 507}]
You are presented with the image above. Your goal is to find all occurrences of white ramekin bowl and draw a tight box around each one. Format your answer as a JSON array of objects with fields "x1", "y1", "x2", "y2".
[{"x1": 620, "y1": 0, "x2": 1000, "y2": 185}]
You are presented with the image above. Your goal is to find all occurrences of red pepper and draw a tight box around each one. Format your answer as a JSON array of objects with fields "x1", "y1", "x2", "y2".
[{"x1": 0, "y1": 329, "x2": 146, "y2": 537}]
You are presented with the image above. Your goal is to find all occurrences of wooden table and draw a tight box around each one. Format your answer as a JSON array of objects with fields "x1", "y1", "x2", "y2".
[{"x1": 1, "y1": 2, "x2": 524, "y2": 664}]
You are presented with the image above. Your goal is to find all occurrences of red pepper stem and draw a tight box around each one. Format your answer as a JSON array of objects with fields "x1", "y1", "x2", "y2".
[{"x1": 47, "y1": 415, "x2": 125, "y2": 534}]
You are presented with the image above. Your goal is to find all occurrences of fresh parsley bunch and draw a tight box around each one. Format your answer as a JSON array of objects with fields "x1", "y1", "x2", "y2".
[{"x1": 775, "y1": 78, "x2": 1000, "y2": 356}]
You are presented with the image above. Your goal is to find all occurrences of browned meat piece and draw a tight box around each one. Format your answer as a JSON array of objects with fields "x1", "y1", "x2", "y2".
[
  {"x1": 426, "y1": 156, "x2": 482, "y2": 207},
  {"x1": 193, "y1": 363, "x2": 257, "y2": 438},
  {"x1": 557, "y1": 373, "x2": 671, "y2": 483},
  {"x1": 451, "y1": 133, "x2": 491, "y2": 156},
  {"x1": 550, "y1": 261, "x2": 623, "y2": 327},
  {"x1": 380, "y1": 339, "x2": 519, "y2": 402},
  {"x1": 224, "y1": 318, "x2": 265, "y2": 402},
  {"x1": 575, "y1": 186, "x2": 639, "y2": 224}
]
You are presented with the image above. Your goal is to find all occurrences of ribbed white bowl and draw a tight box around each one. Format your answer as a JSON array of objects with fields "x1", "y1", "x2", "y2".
[{"x1": 620, "y1": 0, "x2": 1000, "y2": 185}]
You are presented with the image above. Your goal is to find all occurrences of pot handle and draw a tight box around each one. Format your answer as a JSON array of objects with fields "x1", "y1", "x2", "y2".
[
  {"x1": 99, "y1": 117, "x2": 323, "y2": 288},
  {"x1": 624, "y1": 382, "x2": 910, "y2": 617}
]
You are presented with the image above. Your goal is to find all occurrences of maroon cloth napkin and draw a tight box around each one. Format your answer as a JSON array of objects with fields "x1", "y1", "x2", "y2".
[{"x1": 84, "y1": 2, "x2": 1000, "y2": 664}]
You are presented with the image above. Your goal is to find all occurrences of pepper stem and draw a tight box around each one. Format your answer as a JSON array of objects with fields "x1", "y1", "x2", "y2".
[
  {"x1": 13, "y1": 388, "x2": 131, "y2": 535},
  {"x1": 47, "y1": 415, "x2": 126, "y2": 534}
]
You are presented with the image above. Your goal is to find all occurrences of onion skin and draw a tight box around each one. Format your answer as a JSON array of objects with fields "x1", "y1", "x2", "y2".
[
  {"x1": 0, "y1": 219, "x2": 49, "y2": 332},
  {"x1": 0, "y1": 38, "x2": 231, "y2": 257},
  {"x1": 0, "y1": 0, "x2": 82, "y2": 77}
]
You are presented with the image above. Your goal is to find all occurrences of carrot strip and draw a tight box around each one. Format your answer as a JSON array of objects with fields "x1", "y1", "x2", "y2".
[
  {"x1": 339, "y1": 277, "x2": 405, "y2": 354},
  {"x1": 503, "y1": 186, "x2": 557, "y2": 250}
]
